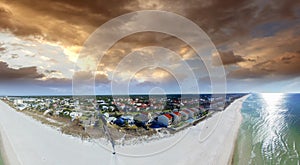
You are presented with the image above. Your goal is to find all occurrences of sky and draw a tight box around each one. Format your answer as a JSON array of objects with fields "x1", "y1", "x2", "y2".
[{"x1": 0, "y1": 0, "x2": 299, "y2": 95}]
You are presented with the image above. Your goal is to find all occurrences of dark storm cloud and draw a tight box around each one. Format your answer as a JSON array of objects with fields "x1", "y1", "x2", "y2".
[
  {"x1": 0, "y1": 47, "x2": 5, "y2": 52},
  {"x1": 180, "y1": 0, "x2": 300, "y2": 45},
  {"x1": 44, "y1": 70, "x2": 59, "y2": 74},
  {"x1": 0, "y1": 0, "x2": 299, "y2": 91},
  {"x1": 0, "y1": 0, "x2": 139, "y2": 46},
  {"x1": 228, "y1": 51, "x2": 300, "y2": 79},
  {"x1": 95, "y1": 73, "x2": 110, "y2": 84},
  {"x1": 0, "y1": 61, "x2": 110, "y2": 87},
  {"x1": 280, "y1": 53, "x2": 297, "y2": 64},
  {"x1": 227, "y1": 68, "x2": 267, "y2": 79},
  {"x1": 0, "y1": 61, "x2": 70, "y2": 86},
  {"x1": 213, "y1": 51, "x2": 245, "y2": 66},
  {"x1": 73, "y1": 71, "x2": 110, "y2": 84},
  {"x1": 98, "y1": 32, "x2": 192, "y2": 71},
  {"x1": 0, "y1": 0, "x2": 298, "y2": 56},
  {"x1": 0, "y1": 5, "x2": 13, "y2": 28},
  {"x1": 36, "y1": 77, "x2": 71, "y2": 87},
  {"x1": 0, "y1": 61, "x2": 44, "y2": 80},
  {"x1": 0, "y1": 42, "x2": 6, "y2": 52},
  {"x1": 1, "y1": 0, "x2": 298, "y2": 47},
  {"x1": 180, "y1": 0, "x2": 258, "y2": 42},
  {"x1": 0, "y1": 3, "x2": 42, "y2": 36}
]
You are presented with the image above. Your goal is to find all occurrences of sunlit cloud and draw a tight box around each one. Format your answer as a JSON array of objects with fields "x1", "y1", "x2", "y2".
[{"x1": 0, "y1": 0, "x2": 299, "y2": 94}]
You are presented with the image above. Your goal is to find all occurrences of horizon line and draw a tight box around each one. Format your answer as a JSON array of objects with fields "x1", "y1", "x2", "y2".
[
  {"x1": 2, "y1": 92, "x2": 300, "y2": 97},
  {"x1": 1, "y1": 92, "x2": 251, "y2": 97}
]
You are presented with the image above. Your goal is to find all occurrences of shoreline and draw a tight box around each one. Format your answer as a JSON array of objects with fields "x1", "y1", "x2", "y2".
[
  {"x1": 0, "y1": 95, "x2": 249, "y2": 165},
  {"x1": 228, "y1": 94, "x2": 250, "y2": 165}
]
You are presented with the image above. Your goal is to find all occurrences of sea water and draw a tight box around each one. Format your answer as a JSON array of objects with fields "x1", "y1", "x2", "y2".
[
  {"x1": 233, "y1": 93, "x2": 300, "y2": 165},
  {"x1": 0, "y1": 152, "x2": 3, "y2": 165}
]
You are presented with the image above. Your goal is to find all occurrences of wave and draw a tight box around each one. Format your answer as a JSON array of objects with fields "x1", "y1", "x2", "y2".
[{"x1": 233, "y1": 93, "x2": 300, "y2": 165}]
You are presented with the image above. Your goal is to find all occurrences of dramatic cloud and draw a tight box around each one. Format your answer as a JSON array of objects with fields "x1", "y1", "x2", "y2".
[
  {"x1": 0, "y1": 0, "x2": 139, "y2": 46},
  {"x1": 36, "y1": 77, "x2": 71, "y2": 87},
  {"x1": 213, "y1": 51, "x2": 245, "y2": 66},
  {"x1": 146, "y1": 0, "x2": 299, "y2": 46},
  {"x1": 233, "y1": 26, "x2": 300, "y2": 65},
  {"x1": 0, "y1": 60, "x2": 70, "y2": 87},
  {"x1": 1, "y1": 0, "x2": 299, "y2": 62},
  {"x1": 0, "y1": 32, "x2": 76, "y2": 79},
  {"x1": 73, "y1": 71, "x2": 110, "y2": 84},
  {"x1": 96, "y1": 32, "x2": 195, "y2": 72},
  {"x1": 0, "y1": 42, "x2": 5, "y2": 52},
  {"x1": 0, "y1": 0, "x2": 299, "y2": 94},
  {"x1": 228, "y1": 51, "x2": 300, "y2": 79},
  {"x1": 134, "y1": 67, "x2": 176, "y2": 83},
  {"x1": 0, "y1": 61, "x2": 44, "y2": 80},
  {"x1": 44, "y1": 70, "x2": 59, "y2": 74},
  {"x1": 1, "y1": 0, "x2": 298, "y2": 49}
]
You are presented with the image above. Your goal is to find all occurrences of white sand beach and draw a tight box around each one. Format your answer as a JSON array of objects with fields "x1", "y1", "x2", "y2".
[{"x1": 0, "y1": 95, "x2": 249, "y2": 165}]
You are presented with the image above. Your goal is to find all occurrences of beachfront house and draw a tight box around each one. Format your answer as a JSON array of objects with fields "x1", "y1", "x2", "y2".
[
  {"x1": 114, "y1": 116, "x2": 134, "y2": 127},
  {"x1": 189, "y1": 108, "x2": 200, "y2": 117},
  {"x1": 17, "y1": 104, "x2": 27, "y2": 111},
  {"x1": 156, "y1": 115, "x2": 169, "y2": 127},
  {"x1": 179, "y1": 111, "x2": 189, "y2": 121},
  {"x1": 182, "y1": 109, "x2": 194, "y2": 119},
  {"x1": 114, "y1": 117, "x2": 126, "y2": 127},
  {"x1": 122, "y1": 115, "x2": 134, "y2": 125},
  {"x1": 107, "y1": 117, "x2": 117, "y2": 124},
  {"x1": 134, "y1": 113, "x2": 149, "y2": 127},
  {"x1": 164, "y1": 113, "x2": 173, "y2": 125},
  {"x1": 14, "y1": 99, "x2": 23, "y2": 105},
  {"x1": 170, "y1": 112, "x2": 180, "y2": 124}
]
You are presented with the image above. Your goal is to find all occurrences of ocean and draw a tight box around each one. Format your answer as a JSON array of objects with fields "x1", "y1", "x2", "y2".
[
  {"x1": 0, "y1": 153, "x2": 3, "y2": 165},
  {"x1": 233, "y1": 93, "x2": 300, "y2": 165}
]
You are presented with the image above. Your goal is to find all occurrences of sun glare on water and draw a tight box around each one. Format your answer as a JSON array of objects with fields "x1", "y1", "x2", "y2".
[
  {"x1": 259, "y1": 93, "x2": 288, "y2": 162},
  {"x1": 261, "y1": 93, "x2": 284, "y2": 106}
]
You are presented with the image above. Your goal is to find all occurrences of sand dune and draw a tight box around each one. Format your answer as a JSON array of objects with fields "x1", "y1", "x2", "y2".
[{"x1": 0, "y1": 95, "x2": 249, "y2": 165}]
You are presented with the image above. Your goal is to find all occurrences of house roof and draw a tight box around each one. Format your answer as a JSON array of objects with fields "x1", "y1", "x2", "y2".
[
  {"x1": 188, "y1": 109, "x2": 197, "y2": 113},
  {"x1": 174, "y1": 112, "x2": 181, "y2": 116},
  {"x1": 164, "y1": 113, "x2": 172, "y2": 119},
  {"x1": 134, "y1": 113, "x2": 149, "y2": 122},
  {"x1": 183, "y1": 109, "x2": 192, "y2": 114}
]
